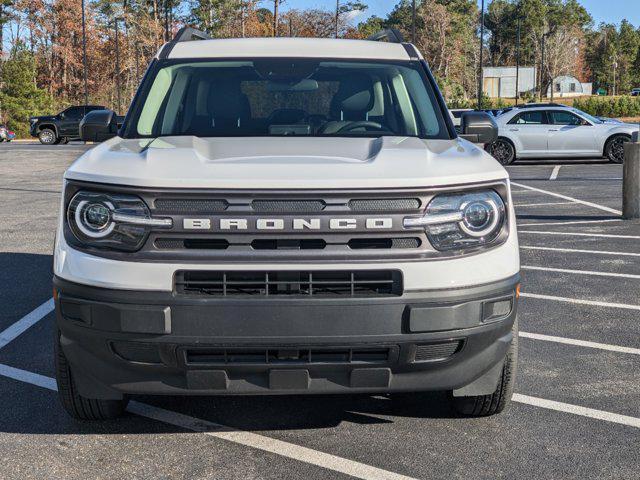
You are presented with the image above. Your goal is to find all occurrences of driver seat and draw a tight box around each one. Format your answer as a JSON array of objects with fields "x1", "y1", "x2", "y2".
[{"x1": 321, "y1": 74, "x2": 375, "y2": 134}]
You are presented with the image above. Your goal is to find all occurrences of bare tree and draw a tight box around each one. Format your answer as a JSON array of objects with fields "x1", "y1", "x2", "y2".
[{"x1": 542, "y1": 26, "x2": 583, "y2": 100}]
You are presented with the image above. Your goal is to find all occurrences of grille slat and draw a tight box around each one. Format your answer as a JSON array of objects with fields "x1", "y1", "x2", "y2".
[
  {"x1": 185, "y1": 347, "x2": 391, "y2": 365},
  {"x1": 175, "y1": 270, "x2": 403, "y2": 297},
  {"x1": 414, "y1": 342, "x2": 462, "y2": 362},
  {"x1": 252, "y1": 200, "x2": 326, "y2": 212},
  {"x1": 348, "y1": 198, "x2": 421, "y2": 211},
  {"x1": 154, "y1": 198, "x2": 228, "y2": 213}
]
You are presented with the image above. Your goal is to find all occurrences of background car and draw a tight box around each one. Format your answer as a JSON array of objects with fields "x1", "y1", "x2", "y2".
[
  {"x1": 486, "y1": 106, "x2": 638, "y2": 164},
  {"x1": 29, "y1": 105, "x2": 106, "y2": 145},
  {"x1": 630, "y1": 88, "x2": 640, "y2": 96},
  {"x1": 0, "y1": 125, "x2": 15, "y2": 142}
]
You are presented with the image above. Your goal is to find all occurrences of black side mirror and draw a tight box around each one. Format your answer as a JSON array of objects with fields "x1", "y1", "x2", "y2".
[
  {"x1": 459, "y1": 111, "x2": 498, "y2": 144},
  {"x1": 80, "y1": 110, "x2": 118, "y2": 142}
]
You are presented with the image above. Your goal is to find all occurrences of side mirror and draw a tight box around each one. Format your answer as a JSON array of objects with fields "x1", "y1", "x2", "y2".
[
  {"x1": 459, "y1": 111, "x2": 498, "y2": 144},
  {"x1": 80, "y1": 110, "x2": 118, "y2": 142}
]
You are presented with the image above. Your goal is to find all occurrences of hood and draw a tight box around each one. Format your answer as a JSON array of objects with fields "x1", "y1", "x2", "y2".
[{"x1": 64, "y1": 136, "x2": 508, "y2": 190}]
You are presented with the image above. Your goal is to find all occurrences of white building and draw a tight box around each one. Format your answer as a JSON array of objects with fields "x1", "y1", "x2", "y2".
[
  {"x1": 482, "y1": 66, "x2": 537, "y2": 98},
  {"x1": 547, "y1": 75, "x2": 592, "y2": 97}
]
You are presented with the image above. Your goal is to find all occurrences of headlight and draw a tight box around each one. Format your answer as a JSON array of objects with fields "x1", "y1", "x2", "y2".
[
  {"x1": 404, "y1": 190, "x2": 506, "y2": 251},
  {"x1": 67, "y1": 191, "x2": 172, "y2": 251}
]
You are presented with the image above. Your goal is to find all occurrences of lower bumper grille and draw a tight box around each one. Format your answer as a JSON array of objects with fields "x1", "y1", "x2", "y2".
[
  {"x1": 414, "y1": 341, "x2": 463, "y2": 362},
  {"x1": 175, "y1": 270, "x2": 403, "y2": 297},
  {"x1": 185, "y1": 347, "x2": 392, "y2": 366}
]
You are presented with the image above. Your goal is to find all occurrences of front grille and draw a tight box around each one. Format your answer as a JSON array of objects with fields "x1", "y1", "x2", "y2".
[
  {"x1": 348, "y1": 198, "x2": 421, "y2": 211},
  {"x1": 175, "y1": 270, "x2": 403, "y2": 297},
  {"x1": 154, "y1": 198, "x2": 228, "y2": 213},
  {"x1": 185, "y1": 347, "x2": 391, "y2": 366},
  {"x1": 155, "y1": 237, "x2": 421, "y2": 250},
  {"x1": 414, "y1": 341, "x2": 462, "y2": 362},
  {"x1": 252, "y1": 200, "x2": 326, "y2": 212}
]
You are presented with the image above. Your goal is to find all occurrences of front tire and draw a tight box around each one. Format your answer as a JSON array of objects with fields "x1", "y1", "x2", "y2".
[
  {"x1": 450, "y1": 318, "x2": 518, "y2": 417},
  {"x1": 38, "y1": 128, "x2": 57, "y2": 145},
  {"x1": 486, "y1": 138, "x2": 516, "y2": 165},
  {"x1": 55, "y1": 331, "x2": 128, "y2": 420},
  {"x1": 605, "y1": 134, "x2": 629, "y2": 163}
]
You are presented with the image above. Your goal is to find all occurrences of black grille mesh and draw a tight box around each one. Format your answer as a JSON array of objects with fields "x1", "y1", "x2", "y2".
[
  {"x1": 251, "y1": 200, "x2": 326, "y2": 212},
  {"x1": 154, "y1": 199, "x2": 228, "y2": 213},
  {"x1": 414, "y1": 342, "x2": 462, "y2": 362},
  {"x1": 348, "y1": 198, "x2": 421, "y2": 211},
  {"x1": 185, "y1": 347, "x2": 390, "y2": 365}
]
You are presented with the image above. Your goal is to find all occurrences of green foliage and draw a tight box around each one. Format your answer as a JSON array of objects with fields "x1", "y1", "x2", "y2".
[
  {"x1": 573, "y1": 96, "x2": 640, "y2": 118},
  {"x1": 0, "y1": 45, "x2": 53, "y2": 137}
]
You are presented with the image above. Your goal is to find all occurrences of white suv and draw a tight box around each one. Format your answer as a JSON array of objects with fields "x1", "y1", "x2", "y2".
[{"x1": 54, "y1": 28, "x2": 520, "y2": 420}]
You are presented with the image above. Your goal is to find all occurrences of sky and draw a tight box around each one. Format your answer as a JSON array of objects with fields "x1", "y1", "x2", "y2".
[{"x1": 277, "y1": 0, "x2": 640, "y2": 27}]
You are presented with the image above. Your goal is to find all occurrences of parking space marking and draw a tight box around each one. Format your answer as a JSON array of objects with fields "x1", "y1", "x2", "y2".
[
  {"x1": 4, "y1": 362, "x2": 640, "y2": 436},
  {"x1": 514, "y1": 202, "x2": 574, "y2": 207},
  {"x1": 0, "y1": 363, "x2": 418, "y2": 480},
  {"x1": 0, "y1": 298, "x2": 54, "y2": 350},
  {"x1": 549, "y1": 165, "x2": 561, "y2": 180},
  {"x1": 521, "y1": 265, "x2": 640, "y2": 280},
  {"x1": 519, "y1": 230, "x2": 640, "y2": 240},
  {"x1": 521, "y1": 245, "x2": 640, "y2": 257},
  {"x1": 513, "y1": 394, "x2": 640, "y2": 430},
  {"x1": 517, "y1": 219, "x2": 623, "y2": 227},
  {"x1": 519, "y1": 332, "x2": 640, "y2": 355},
  {"x1": 520, "y1": 292, "x2": 640, "y2": 311},
  {"x1": 511, "y1": 181, "x2": 622, "y2": 215}
]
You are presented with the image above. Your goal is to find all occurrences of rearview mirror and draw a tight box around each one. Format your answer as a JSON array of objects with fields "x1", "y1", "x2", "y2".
[
  {"x1": 459, "y1": 111, "x2": 498, "y2": 144},
  {"x1": 80, "y1": 110, "x2": 119, "y2": 142}
]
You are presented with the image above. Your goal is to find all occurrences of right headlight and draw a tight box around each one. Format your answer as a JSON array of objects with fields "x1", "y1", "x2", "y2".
[
  {"x1": 67, "y1": 190, "x2": 172, "y2": 251},
  {"x1": 404, "y1": 190, "x2": 506, "y2": 251}
]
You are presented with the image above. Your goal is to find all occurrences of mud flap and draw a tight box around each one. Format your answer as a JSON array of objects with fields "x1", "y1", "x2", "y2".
[{"x1": 452, "y1": 359, "x2": 504, "y2": 397}]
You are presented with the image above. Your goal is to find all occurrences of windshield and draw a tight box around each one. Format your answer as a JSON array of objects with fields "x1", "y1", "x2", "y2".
[
  {"x1": 130, "y1": 59, "x2": 448, "y2": 139},
  {"x1": 571, "y1": 108, "x2": 603, "y2": 124}
]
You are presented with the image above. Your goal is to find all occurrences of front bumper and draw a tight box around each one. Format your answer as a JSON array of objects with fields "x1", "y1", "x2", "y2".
[{"x1": 54, "y1": 274, "x2": 519, "y2": 399}]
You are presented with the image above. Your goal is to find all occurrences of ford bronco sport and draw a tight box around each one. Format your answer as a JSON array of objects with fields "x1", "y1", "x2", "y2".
[{"x1": 53, "y1": 28, "x2": 520, "y2": 420}]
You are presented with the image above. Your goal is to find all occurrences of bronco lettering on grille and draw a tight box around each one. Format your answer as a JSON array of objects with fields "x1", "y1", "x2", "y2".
[{"x1": 182, "y1": 218, "x2": 394, "y2": 231}]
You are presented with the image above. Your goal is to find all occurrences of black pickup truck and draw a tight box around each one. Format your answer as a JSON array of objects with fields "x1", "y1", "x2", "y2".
[{"x1": 30, "y1": 105, "x2": 107, "y2": 145}]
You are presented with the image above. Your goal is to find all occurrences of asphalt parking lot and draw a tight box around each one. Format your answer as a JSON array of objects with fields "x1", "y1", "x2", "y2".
[{"x1": 0, "y1": 142, "x2": 638, "y2": 479}]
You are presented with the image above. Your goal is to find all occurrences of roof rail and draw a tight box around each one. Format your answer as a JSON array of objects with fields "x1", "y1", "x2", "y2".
[
  {"x1": 173, "y1": 26, "x2": 211, "y2": 43},
  {"x1": 367, "y1": 29, "x2": 405, "y2": 44}
]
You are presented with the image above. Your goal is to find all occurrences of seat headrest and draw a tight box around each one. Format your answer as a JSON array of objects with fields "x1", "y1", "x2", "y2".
[
  {"x1": 331, "y1": 74, "x2": 375, "y2": 120},
  {"x1": 208, "y1": 78, "x2": 248, "y2": 119}
]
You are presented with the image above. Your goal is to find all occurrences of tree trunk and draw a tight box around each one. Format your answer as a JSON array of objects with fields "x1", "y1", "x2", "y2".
[{"x1": 273, "y1": 0, "x2": 279, "y2": 37}]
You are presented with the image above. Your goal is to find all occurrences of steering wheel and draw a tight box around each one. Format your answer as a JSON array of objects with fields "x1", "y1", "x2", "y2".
[{"x1": 335, "y1": 121, "x2": 384, "y2": 133}]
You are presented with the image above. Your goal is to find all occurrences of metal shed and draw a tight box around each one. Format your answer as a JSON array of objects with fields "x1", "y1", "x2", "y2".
[{"x1": 482, "y1": 66, "x2": 536, "y2": 98}]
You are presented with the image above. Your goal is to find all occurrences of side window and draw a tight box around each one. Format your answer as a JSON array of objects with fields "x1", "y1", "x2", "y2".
[
  {"x1": 550, "y1": 111, "x2": 583, "y2": 126},
  {"x1": 64, "y1": 107, "x2": 84, "y2": 119},
  {"x1": 508, "y1": 111, "x2": 545, "y2": 125}
]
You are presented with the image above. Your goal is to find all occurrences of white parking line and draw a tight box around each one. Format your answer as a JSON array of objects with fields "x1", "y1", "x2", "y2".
[
  {"x1": 521, "y1": 265, "x2": 640, "y2": 280},
  {"x1": 520, "y1": 245, "x2": 640, "y2": 257},
  {"x1": 510, "y1": 181, "x2": 622, "y2": 215},
  {"x1": 0, "y1": 363, "x2": 417, "y2": 480},
  {"x1": 3, "y1": 363, "x2": 639, "y2": 434},
  {"x1": 549, "y1": 165, "x2": 561, "y2": 180},
  {"x1": 514, "y1": 202, "x2": 574, "y2": 208},
  {"x1": 519, "y1": 231, "x2": 640, "y2": 240},
  {"x1": 0, "y1": 298, "x2": 54, "y2": 350},
  {"x1": 513, "y1": 394, "x2": 640, "y2": 429},
  {"x1": 520, "y1": 292, "x2": 640, "y2": 311},
  {"x1": 519, "y1": 331, "x2": 640, "y2": 355},
  {"x1": 517, "y1": 219, "x2": 623, "y2": 227}
]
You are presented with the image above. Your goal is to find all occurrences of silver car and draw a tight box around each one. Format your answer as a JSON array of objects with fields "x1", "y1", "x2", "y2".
[{"x1": 486, "y1": 106, "x2": 638, "y2": 164}]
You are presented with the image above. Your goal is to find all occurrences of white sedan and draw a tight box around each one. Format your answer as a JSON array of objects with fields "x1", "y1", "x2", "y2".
[{"x1": 486, "y1": 106, "x2": 638, "y2": 164}]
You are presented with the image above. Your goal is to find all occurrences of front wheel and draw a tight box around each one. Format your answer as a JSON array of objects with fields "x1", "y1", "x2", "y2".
[
  {"x1": 450, "y1": 318, "x2": 518, "y2": 417},
  {"x1": 486, "y1": 139, "x2": 516, "y2": 165},
  {"x1": 55, "y1": 331, "x2": 128, "y2": 420},
  {"x1": 38, "y1": 128, "x2": 57, "y2": 145},
  {"x1": 605, "y1": 134, "x2": 629, "y2": 163}
]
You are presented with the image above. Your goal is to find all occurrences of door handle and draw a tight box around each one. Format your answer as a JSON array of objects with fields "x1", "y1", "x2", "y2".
[
  {"x1": 548, "y1": 129, "x2": 559, "y2": 132},
  {"x1": 509, "y1": 128, "x2": 519, "y2": 131}
]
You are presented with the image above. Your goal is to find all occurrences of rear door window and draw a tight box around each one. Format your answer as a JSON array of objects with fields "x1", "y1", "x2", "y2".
[{"x1": 508, "y1": 111, "x2": 547, "y2": 125}]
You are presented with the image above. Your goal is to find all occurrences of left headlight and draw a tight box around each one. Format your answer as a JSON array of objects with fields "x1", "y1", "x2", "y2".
[
  {"x1": 67, "y1": 191, "x2": 172, "y2": 251},
  {"x1": 404, "y1": 190, "x2": 506, "y2": 251}
]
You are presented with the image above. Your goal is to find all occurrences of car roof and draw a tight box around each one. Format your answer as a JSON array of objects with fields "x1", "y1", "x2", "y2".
[{"x1": 165, "y1": 37, "x2": 417, "y2": 61}]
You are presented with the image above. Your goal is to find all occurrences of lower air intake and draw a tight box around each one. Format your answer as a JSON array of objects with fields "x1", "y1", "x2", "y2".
[
  {"x1": 414, "y1": 341, "x2": 462, "y2": 362},
  {"x1": 175, "y1": 270, "x2": 403, "y2": 297}
]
